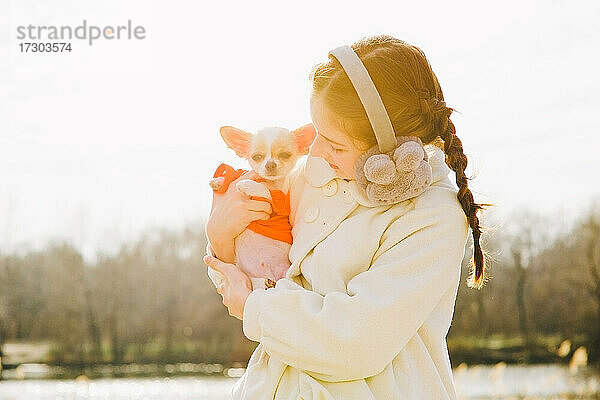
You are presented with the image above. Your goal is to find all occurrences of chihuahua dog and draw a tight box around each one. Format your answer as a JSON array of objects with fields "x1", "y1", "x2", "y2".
[{"x1": 209, "y1": 124, "x2": 316, "y2": 290}]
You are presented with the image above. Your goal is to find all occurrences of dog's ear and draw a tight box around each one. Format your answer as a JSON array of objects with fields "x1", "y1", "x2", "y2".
[
  {"x1": 291, "y1": 123, "x2": 317, "y2": 155},
  {"x1": 219, "y1": 126, "x2": 252, "y2": 158}
]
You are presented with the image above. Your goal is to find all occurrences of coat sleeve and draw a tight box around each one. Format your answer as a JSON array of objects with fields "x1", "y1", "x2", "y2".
[{"x1": 242, "y1": 203, "x2": 469, "y2": 382}]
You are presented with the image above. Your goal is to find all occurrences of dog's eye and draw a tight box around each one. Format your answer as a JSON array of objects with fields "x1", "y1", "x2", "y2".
[
  {"x1": 252, "y1": 154, "x2": 264, "y2": 162},
  {"x1": 279, "y1": 152, "x2": 291, "y2": 160}
]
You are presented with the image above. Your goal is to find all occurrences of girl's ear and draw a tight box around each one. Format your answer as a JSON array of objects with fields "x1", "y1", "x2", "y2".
[
  {"x1": 219, "y1": 126, "x2": 252, "y2": 158},
  {"x1": 292, "y1": 123, "x2": 317, "y2": 155}
]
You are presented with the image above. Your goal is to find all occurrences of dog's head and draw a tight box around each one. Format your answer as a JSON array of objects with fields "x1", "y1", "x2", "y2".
[{"x1": 219, "y1": 124, "x2": 316, "y2": 181}]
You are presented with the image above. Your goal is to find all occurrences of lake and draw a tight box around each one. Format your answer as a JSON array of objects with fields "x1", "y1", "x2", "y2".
[{"x1": 0, "y1": 364, "x2": 599, "y2": 399}]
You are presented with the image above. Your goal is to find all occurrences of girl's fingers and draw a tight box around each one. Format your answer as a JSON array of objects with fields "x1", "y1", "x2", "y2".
[
  {"x1": 246, "y1": 199, "x2": 273, "y2": 214},
  {"x1": 240, "y1": 170, "x2": 260, "y2": 180},
  {"x1": 203, "y1": 255, "x2": 233, "y2": 278},
  {"x1": 246, "y1": 211, "x2": 271, "y2": 222},
  {"x1": 231, "y1": 172, "x2": 259, "y2": 194}
]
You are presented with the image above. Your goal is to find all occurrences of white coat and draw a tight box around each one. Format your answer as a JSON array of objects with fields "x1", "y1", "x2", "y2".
[{"x1": 207, "y1": 144, "x2": 469, "y2": 399}]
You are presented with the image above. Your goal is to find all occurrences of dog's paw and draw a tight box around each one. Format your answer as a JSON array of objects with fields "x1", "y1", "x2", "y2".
[{"x1": 209, "y1": 177, "x2": 225, "y2": 191}]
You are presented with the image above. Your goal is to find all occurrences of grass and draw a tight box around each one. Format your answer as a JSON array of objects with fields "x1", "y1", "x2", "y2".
[{"x1": 447, "y1": 333, "x2": 589, "y2": 366}]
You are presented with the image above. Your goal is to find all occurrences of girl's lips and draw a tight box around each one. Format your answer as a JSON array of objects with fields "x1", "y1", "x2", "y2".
[{"x1": 328, "y1": 162, "x2": 339, "y2": 170}]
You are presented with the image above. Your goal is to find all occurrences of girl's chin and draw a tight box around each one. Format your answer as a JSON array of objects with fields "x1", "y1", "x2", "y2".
[
  {"x1": 328, "y1": 163, "x2": 348, "y2": 178},
  {"x1": 333, "y1": 169, "x2": 352, "y2": 180}
]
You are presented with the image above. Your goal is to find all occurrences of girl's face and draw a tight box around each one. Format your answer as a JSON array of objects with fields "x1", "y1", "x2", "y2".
[{"x1": 309, "y1": 95, "x2": 369, "y2": 180}]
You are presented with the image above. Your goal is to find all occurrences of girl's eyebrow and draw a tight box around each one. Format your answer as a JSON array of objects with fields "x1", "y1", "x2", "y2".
[{"x1": 320, "y1": 133, "x2": 346, "y2": 147}]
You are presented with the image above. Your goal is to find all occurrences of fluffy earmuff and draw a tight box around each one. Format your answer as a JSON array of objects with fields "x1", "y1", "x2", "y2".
[{"x1": 354, "y1": 136, "x2": 433, "y2": 206}]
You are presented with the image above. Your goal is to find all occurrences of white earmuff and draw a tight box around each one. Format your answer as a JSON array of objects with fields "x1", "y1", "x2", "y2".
[{"x1": 328, "y1": 45, "x2": 433, "y2": 206}]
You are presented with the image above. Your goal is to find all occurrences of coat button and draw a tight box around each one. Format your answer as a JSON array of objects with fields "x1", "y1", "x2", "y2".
[
  {"x1": 322, "y1": 215, "x2": 335, "y2": 227},
  {"x1": 304, "y1": 206, "x2": 319, "y2": 223},
  {"x1": 342, "y1": 186, "x2": 354, "y2": 204},
  {"x1": 322, "y1": 180, "x2": 338, "y2": 197}
]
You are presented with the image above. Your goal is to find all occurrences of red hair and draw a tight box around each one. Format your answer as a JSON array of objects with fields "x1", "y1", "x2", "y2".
[{"x1": 310, "y1": 34, "x2": 491, "y2": 289}]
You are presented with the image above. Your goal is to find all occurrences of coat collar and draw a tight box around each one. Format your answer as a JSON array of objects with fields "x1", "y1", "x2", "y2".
[
  {"x1": 304, "y1": 145, "x2": 452, "y2": 207},
  {"x1": 303, "y1": 155, "x2": 337, "y2": 187}
]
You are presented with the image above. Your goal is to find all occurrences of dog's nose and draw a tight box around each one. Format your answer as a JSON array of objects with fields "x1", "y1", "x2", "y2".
[{"x1": 265, "y1": 160, "x2": 277, "y2": 173}]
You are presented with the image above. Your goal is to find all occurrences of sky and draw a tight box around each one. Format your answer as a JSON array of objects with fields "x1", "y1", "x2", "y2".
[{"x1": 1, "y1": 0, "x2": 599, "y2": 262}]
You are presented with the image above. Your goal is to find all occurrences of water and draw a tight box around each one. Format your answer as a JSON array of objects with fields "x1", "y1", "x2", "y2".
[
  {"x1": 0, "y1": 376, "x2": 235, "y2": 400},
  {"x1": 453, "y1": 363, "x2": 600, "y2": 399},
  {"x1": 0, "y1": 364, "x2": 598, "y2": 400}
]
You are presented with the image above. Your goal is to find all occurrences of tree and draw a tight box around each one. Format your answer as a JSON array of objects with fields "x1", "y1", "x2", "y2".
[{"x1": 578, "y1": 207, "x2": 600, "y2": 362}]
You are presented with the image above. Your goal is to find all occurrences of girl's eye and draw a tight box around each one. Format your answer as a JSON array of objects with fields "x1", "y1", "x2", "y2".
[
  {"x1": 333, "y1": 148, "x2": 346, "y2": 153},
  {"x1": 252, "y1": 154, "x2": 264, "y2": 161},
  {"x1": 279, "y1": 152, "x2": 291, "y2": 160}
]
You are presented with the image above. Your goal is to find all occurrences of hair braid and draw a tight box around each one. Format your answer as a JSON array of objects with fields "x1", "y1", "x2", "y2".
[{"x1": 435, "y1": 105, "x2": 491, "y2": 289}]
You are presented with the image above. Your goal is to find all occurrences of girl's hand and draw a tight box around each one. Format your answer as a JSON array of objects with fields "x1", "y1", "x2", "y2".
[
  {"x1": 206, "y1": 170, "x2": 273, "y2": 262},
  {"x1": 203, "y1": 255, "x2": 252, "y2": 320}
]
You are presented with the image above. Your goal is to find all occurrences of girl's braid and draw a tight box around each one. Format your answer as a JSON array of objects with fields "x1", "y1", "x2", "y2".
[{"x1": 423, "y1": 95, "x2": 490, "y2": 289}]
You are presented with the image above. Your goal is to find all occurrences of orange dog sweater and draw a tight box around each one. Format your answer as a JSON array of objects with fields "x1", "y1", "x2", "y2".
[{"x1": 211, "y1": 163, "x2": 293, "y2": 244}]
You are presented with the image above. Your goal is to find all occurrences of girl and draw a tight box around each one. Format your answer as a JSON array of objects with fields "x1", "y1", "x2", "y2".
[{"x1": 204, "y1": 34, "x2": 488, "y2": 399}]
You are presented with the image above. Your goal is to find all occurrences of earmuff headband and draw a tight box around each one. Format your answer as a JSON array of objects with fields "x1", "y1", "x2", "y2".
[{"x1": 328, "y1": 45, "x2": 397, "y2": 153}]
